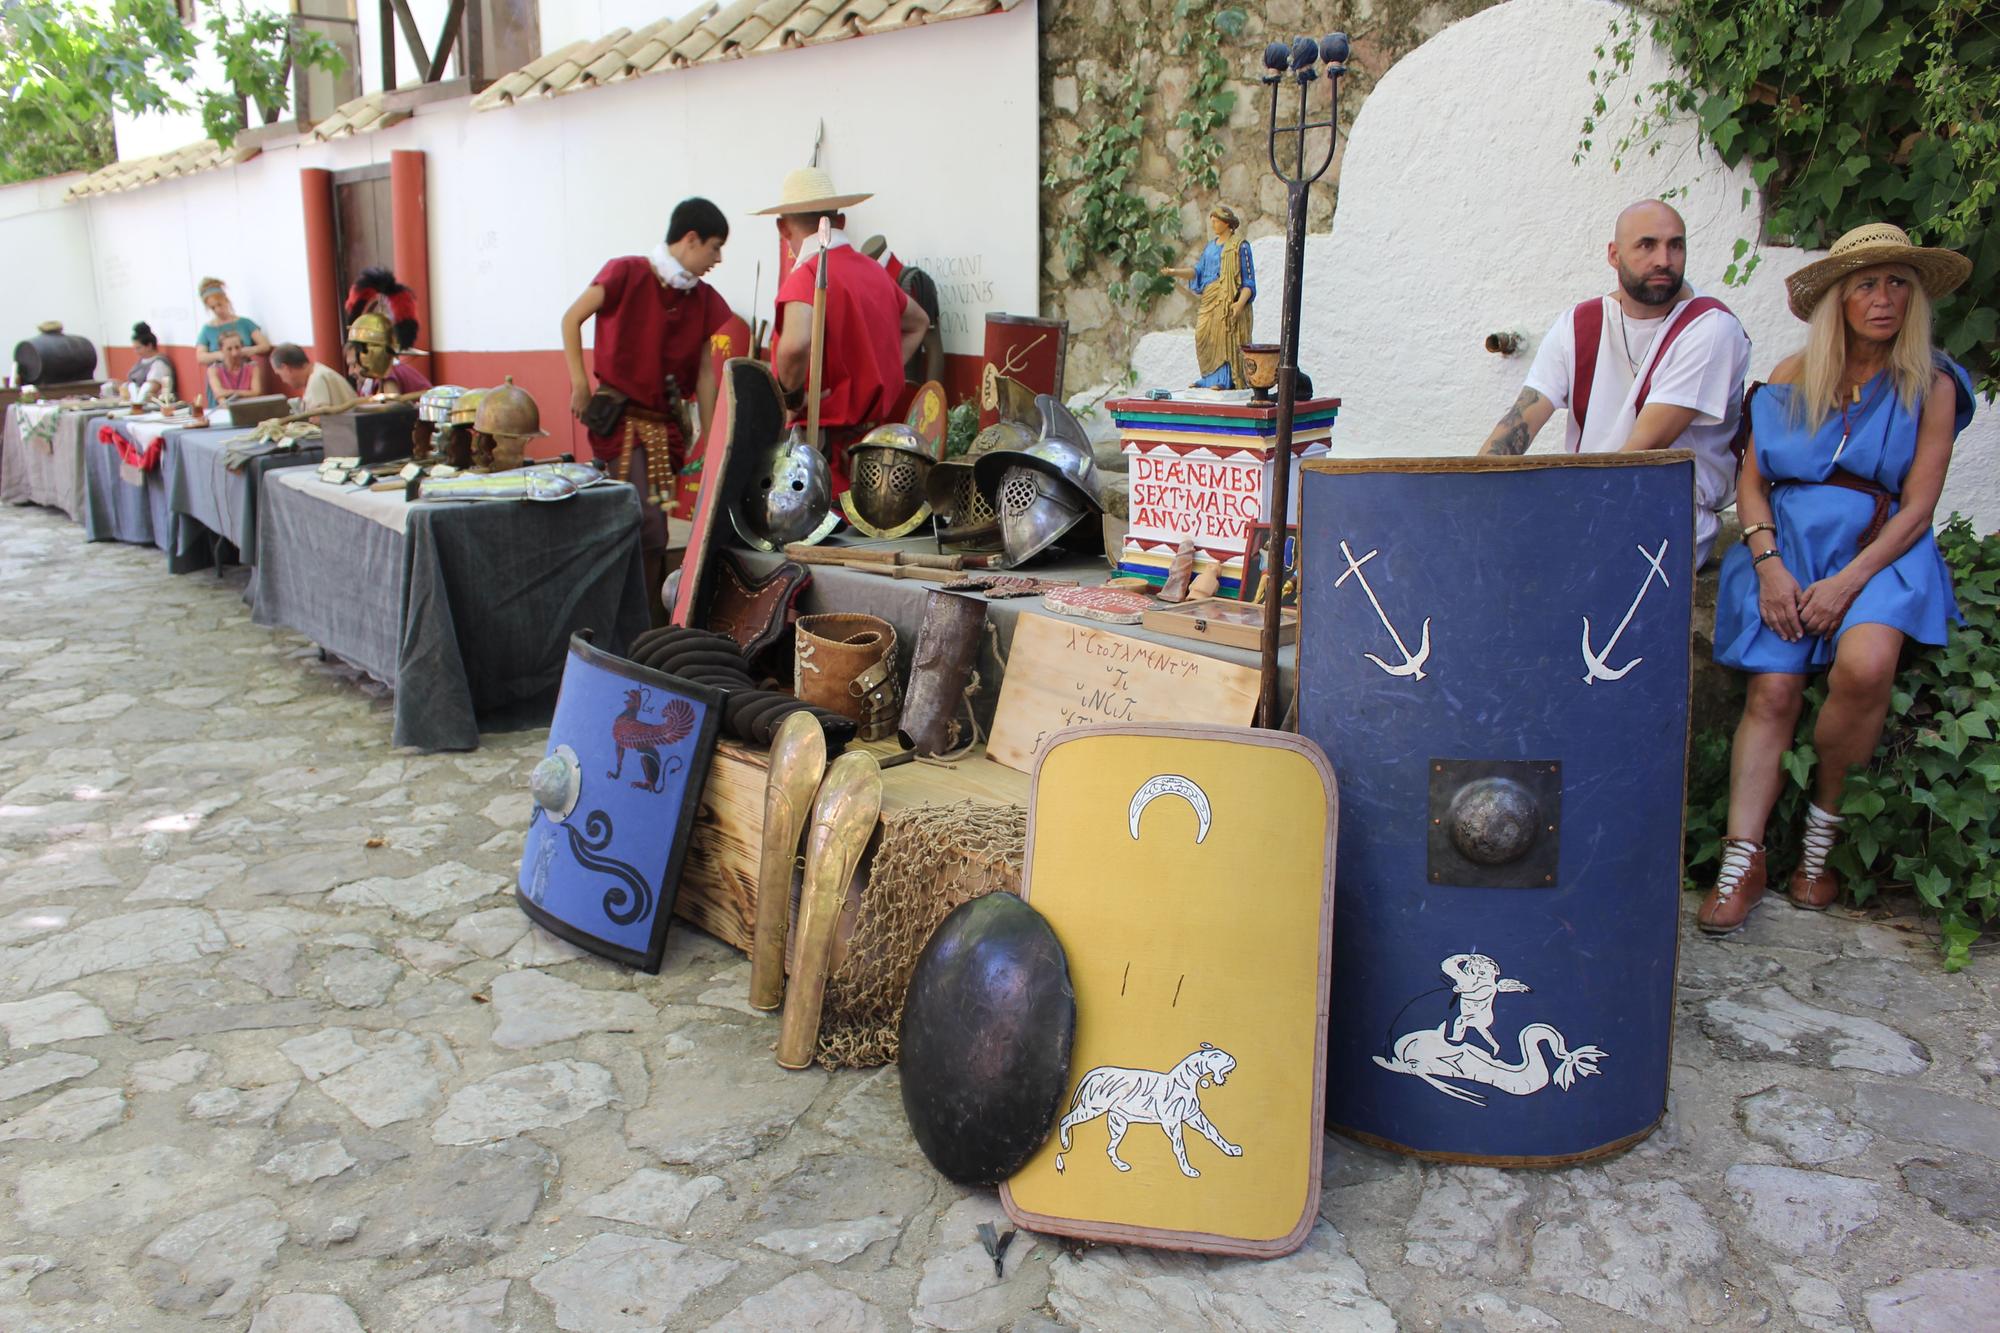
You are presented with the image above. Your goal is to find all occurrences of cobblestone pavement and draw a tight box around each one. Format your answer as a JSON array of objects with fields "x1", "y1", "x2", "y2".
[{"x1": 1, "y1": 503, "x2": 1998, "y2": 1331}]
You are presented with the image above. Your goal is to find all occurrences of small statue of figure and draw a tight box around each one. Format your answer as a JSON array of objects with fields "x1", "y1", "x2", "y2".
[{"x1": 1161, "y1": 205, "x2": 1257, "y2": 389}]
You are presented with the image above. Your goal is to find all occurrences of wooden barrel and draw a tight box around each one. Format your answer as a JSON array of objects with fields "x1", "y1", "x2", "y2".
[{"x1": 13, "y1": 324, "x2": 97, "y2": 384}]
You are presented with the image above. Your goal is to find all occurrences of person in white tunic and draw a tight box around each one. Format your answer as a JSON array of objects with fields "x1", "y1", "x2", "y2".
[{"x1": 1477, "y1": 199, "x2": 1752, "y2": 568}]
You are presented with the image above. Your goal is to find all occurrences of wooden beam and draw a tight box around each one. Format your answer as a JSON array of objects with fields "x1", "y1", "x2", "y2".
[
  {"x1": 426, "y1": 0, "x2": 465, "y2": 84},
  {"x1": 464, "y1": 0, "x2": 486, "y2": 89},
  {"x1": 390, "y1": 0, "x2": 433, "y2": 78},
  {"x1": 378, "y1": 0, "x2": 395, "y2": 89}
]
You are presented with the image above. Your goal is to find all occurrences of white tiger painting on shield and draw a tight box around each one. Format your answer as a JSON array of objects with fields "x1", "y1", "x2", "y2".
[{"x1": 1053, "y1": 1043, "x2": 1242, "y2": 1179}]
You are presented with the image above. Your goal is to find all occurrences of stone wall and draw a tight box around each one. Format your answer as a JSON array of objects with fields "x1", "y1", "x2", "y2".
[{"x1": 1038, "y1": 0, "x2": 1504, "y2": 394}]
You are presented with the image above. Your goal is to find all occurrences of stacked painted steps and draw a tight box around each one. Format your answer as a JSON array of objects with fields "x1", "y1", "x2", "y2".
[{"x1": 1110, "y1": 393, "x2": 1341, "y2": 597}]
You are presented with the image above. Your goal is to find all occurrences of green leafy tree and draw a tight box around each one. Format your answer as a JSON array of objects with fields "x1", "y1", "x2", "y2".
[
  {"x1": 0, "y1": 0, "x2": 196, "y2": 184},
  {"x1": 0, "y1": 0, "x2": 347, "y2": 185},
  {"x1": 1583, "y1": 1, "x2": 1999, "y2": 396},
  {"x1": 198, "y1": 1, "x2": 346, "y2": 148}
]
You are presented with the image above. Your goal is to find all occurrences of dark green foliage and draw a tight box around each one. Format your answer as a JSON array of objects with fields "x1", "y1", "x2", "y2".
[
  {"x1": 1686, "y1": 518, "x2": 2000, "y2": 969},
  {"x1": 1581, "y1": 1, "x2": 1997, "y2": 396},
  {"x1": 1046, "y1": 5, "x2": 1247, "y2": 311}
]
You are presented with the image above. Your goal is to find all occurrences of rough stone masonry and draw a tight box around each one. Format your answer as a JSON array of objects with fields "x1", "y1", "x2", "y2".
[{"x1": 0, "y1": 503, "x2": 1996, "y2": 1330}]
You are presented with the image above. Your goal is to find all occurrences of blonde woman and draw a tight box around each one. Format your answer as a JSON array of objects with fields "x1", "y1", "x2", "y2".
[{"x1": 1699, "y1": 224, "x2": 1977, "y2": 934}]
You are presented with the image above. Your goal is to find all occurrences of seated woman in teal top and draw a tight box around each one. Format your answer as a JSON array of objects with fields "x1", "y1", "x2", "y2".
[
  {"x1": 193, "y1": 277, "x2": 272, "y2": 403},
  {"x1": 1699, "y1": 224, "x2": 1977, "y2": 937}
]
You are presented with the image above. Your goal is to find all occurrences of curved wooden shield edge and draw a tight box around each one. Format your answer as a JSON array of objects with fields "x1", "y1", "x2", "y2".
[
  {"x1": 998, "y1": 721, "x2": 1338, "y2": 1259},
  {"x1": 515, "y1": 632, "x2": 726, "y2": 974},
  {"x1": 669, "y1": 320, "x2": 752, "y2": 627}
]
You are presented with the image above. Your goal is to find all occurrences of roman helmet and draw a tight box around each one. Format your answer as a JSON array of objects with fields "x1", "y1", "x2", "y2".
[
  {"x1": 345, "y1": 311, "x2": 396, "y2": 378},
  {"x1": 417, "y1": 384, "x2": 468, "y2": 425},
  {"x1": 730, "y1": 432, "x2": 834, "y2": 552},
  {"x1": 970, "y1": 394, "x2": 1105, "y2": 566},
  {"x1": 837, "y1": 423, "x2": 936, "y2": 539},
  {"x1": 473, "y1": 376, "x2": 550, "y2": 471}
]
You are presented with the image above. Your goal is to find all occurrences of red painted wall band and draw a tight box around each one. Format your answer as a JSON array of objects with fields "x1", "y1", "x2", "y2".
[{"x1": 97, "y1": 343, "x2": 986, "y2": 462}]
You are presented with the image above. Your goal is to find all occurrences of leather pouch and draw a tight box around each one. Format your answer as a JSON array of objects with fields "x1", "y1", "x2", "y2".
[{"x1": 580, "y1": 386, "x2": 628, "y2": 438}]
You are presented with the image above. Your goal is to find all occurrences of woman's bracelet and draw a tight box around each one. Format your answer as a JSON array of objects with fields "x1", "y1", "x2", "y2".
[
  {"x1": 1752, "y1": 548, "x2": 1783, "y2": 567},
  {"x1": 1741, "y1": 522, "x2": 1776, "y2": 540}
]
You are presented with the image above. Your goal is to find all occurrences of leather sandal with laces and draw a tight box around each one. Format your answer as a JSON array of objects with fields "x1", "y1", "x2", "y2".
[
  {"x1": 1698, "y1": 838, "x2": 1767, "y2": 935},
  {"x1": 1788, "y1": 803, "x2": 1843, "y2": 910}
]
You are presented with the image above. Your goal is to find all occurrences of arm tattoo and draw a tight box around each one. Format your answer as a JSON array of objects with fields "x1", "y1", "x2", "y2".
[{"x1": 1480, "y1": 388, "x2": 1543, "y2": 456}]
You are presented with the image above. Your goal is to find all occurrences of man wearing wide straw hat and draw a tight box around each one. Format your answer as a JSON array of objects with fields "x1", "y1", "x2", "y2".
[
  {"x1": 1698, "y1": 222, "x2": 1977, "y2": 935},
  {"x1": 1477, "y1": 199, "x2": 1752, "y2": 567},
  {"x1": 759, "y1": 166, "x2": 931, "y2": 490}
]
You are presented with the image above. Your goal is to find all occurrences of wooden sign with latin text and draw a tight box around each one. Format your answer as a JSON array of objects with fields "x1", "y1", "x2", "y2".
[{"x1": 986, "y1": 613, "x2": 1261, "y2": 773}]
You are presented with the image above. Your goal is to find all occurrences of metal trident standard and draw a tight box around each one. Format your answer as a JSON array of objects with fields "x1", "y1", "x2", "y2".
[
  {"x1": 1256, "y1": 33, "x2": 1350, "y2": 726},
  {"x1": 1337, "y1": 541, "x2": 1432, "y2": 680},
  {"x1": 1581, "y1": 539, "x2": 1671, "y2": 684}
]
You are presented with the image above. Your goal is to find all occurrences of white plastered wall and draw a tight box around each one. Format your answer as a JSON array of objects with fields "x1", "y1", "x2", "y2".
[
  {"x1": 1127, "y1": 0, "x2": 1999, "y2": 529},
  {"x1": 54, "y1": 2, "x2": 1037, "y2": 361},
  {"x1": 0, "y1": 176, "x2": 104, "y2": 359}
]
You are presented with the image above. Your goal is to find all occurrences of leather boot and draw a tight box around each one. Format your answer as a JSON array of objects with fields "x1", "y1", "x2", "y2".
[{"x1": 1697, "y1": 838, "x2": 1767, "y2": 935}]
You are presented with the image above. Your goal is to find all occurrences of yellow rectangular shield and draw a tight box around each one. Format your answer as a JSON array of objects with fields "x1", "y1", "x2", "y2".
[{"x1": 1001, "y1": 723, "x2": 1337, "y2": 1257}]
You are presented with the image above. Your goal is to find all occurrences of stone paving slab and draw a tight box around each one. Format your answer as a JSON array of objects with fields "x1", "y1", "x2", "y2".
[{"x1": 0, "y1": 504, "x2": 1996, "y2": 1330}]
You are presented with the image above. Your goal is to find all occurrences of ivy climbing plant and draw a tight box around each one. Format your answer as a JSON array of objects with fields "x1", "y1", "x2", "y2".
[
  {"x1": 1580, "y1": 1, "x2": 1998, "y2": 396},
  {"x1": 1047, "y1": 4, "x2": 1248, "y2": 311}
]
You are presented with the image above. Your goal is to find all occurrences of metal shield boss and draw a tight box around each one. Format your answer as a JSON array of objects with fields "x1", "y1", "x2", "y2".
[
  {"x1": 517, "y1": 634, "x2": 723, "y2": 972},
  {"x1": 900, "y1": 893, "x2": 1076, "y2": 1185},
  {"x1": 1297, "y1": 454, "x2": 1695, "y2": 1163}
]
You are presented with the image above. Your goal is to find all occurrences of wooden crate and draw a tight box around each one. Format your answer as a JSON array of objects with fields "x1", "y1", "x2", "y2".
[{"x1": 675, "y1": 738, "x2": 1029, "y2": 953}]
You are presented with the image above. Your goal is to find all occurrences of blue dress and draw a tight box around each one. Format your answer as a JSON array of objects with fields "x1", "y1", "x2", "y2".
[
  {"x1": 1714, "y1": 356, "x2": 1976, "y2": 673},
  {"x1": 1187, "y1": 241, "x2": 1256, "y2": 389}
]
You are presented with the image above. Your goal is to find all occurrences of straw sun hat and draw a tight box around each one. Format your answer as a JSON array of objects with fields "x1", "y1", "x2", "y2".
[
  {"x1": 1784, "y1": 222, "x2": 1972, "y2": 320},
  {"x1": 755, "y1": 166, "x2": 871, "y2": 216}
]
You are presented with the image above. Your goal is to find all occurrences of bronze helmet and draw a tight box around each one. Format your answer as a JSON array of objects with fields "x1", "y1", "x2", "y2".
[
  {"x1": 472, "y1": 376, "x2": 550, "y2": 442},
  {"x1": 838, "y1": 423, "x2": 935, "y2": 539},
  {"x1": 345, "y1": 311, "x2": 395, "y2": 378}
]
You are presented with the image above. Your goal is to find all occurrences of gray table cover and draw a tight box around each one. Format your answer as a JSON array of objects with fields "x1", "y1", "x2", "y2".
[
  {"x1": 1, "y1": 405, "x2": 109, "y2": 519},
  {"x1": 163, "y1": 424, "x2": 323, "y2": 568},
  {"x1": 733, "y1": 535, "x2": 1296, "y2": 736},
  {"x1": 80, "y1": 421, "x2": 190, "y2": 565},
  {"x1": 251, "y1": 476, "x2": 651, "y2": 751}
]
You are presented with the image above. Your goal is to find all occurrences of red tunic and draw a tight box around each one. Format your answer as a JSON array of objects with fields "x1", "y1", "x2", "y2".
[
  {"x1": 773, "y1": 245, "x2": 909, "y2": 434},
  {"x1": 587, "y1": 256, "x2": 731, "y2": 457}
]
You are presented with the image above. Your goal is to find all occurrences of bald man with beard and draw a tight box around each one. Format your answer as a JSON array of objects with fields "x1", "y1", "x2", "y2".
[{"x1": 1478, "y1": 199, "x2": 1752, "y2": 566}]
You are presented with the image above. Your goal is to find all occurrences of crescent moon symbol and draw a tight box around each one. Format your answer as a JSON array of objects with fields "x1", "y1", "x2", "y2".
[{"x1": 1128, "y1": 774, "x2": 1212, "y2": 844}]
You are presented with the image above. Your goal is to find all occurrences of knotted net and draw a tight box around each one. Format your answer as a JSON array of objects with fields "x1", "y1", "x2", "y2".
[{"x1": 815, "y1": 800, "x2": 1026, "y2": 1069}]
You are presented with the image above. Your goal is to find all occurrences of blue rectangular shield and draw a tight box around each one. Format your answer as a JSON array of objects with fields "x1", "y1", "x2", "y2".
[
  {"x1": 1298, "y1": 453, "x2": 1694, "y2": 1163},
  {"x1": 518, "y1": 633, "x2": 723, "y2": 972}
]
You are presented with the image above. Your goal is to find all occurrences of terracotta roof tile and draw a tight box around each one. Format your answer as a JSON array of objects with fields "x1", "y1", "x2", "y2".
[
  {"x1": 621, "y1": 6, "x2": 718, "y2": 76},
  {"x1": 64, "y1": 137, "x2": 268, "y2": 199}
]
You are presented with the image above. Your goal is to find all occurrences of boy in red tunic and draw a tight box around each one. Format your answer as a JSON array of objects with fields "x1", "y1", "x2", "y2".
[
  {"x1": 561, "y1": 198, "x2": 734, "y2": 543},
  {"x1": 758, "y1": 169, "x2": 930, "y2": 490}
]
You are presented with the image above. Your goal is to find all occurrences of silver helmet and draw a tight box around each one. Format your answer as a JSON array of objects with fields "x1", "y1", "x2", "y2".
[
  {"x1": 995, "y1": 463, "x2": 1092, "y2": 566},
  {"x1": 730, "y1": 433, "x2": 835, "y2": 552},
  {"x1": 838, "y1": 424, "x2": 935, "y2": 539},
  {"x1": 971, "y1": 394, "x2": 1104, "y2": 513}
]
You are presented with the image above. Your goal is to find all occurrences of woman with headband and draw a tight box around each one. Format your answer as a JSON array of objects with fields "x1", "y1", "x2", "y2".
[{"x1": 193, "y1": 278, "x2": 272, "y2": 403}]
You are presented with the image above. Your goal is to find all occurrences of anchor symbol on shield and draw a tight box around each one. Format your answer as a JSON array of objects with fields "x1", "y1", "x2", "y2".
[
  {"x1": 1336, "y1": 540, "x2": 1432, "y2": 681},
  {"x1": 1580, "y1": 539, "x2": 1670, "y2": 685}
]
